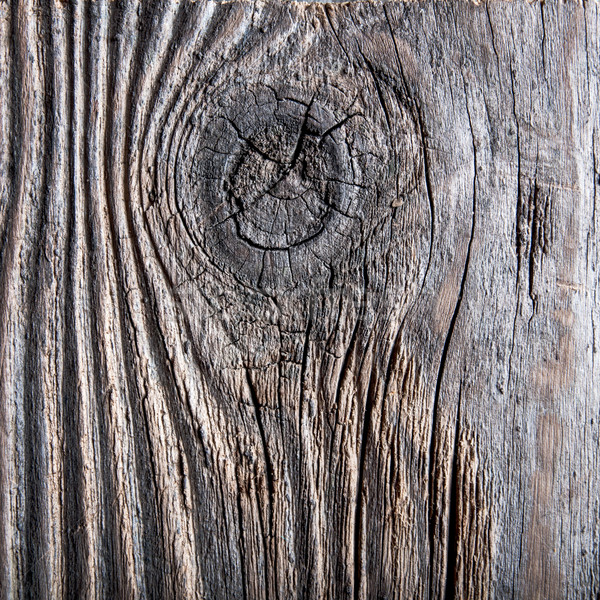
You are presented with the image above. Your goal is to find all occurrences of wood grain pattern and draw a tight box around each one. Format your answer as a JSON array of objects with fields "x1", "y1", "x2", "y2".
[{"x1": 0, "y1": 1, "x2": 598, "y2": 598}]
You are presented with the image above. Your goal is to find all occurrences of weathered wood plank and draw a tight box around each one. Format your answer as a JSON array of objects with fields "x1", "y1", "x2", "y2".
[{"x1": 0, "y1": 1, "x2": 598, "y2": 598}]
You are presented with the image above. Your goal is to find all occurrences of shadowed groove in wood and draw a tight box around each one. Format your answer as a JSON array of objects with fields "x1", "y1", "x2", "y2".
[{"x1": 0, "y1": 1, "x2": 599, "y2": 599}]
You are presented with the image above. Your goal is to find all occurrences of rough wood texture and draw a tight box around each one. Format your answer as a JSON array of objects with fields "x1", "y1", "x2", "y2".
[{"x1": 1, "y1": 1, "x2": 599, "y2": 598}]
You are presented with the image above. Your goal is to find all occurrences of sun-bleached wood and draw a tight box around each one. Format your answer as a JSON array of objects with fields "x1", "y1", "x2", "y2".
[{"x1": 0, "y1": 1, "x2": 598, "y2": 598}]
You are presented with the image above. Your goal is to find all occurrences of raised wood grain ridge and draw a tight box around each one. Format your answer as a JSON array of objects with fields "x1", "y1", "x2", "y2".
[{"x1": 0, "y1": 1, "x2": 598, "y2": 598}]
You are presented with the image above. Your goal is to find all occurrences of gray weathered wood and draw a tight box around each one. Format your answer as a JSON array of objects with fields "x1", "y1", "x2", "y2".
[{"x1": 0, "y1": 1, "x2": 598, "y2": 598}]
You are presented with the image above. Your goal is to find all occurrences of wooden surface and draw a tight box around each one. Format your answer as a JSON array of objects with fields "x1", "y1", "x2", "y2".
[{"x1": 1, "y1": 1, "x2": 599, "y2": 598}]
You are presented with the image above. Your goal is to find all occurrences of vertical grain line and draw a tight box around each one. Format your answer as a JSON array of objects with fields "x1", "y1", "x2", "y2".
[
  {"x1": 353, "y1": 365, "x2": 379, "y2": 600},
  {"x1": 245, "y1": 369, "x2": 273, "y2": 600},
  {"x1": 22, "y1": 0, "x2": 54, "y2": 595},
  {"x1": 444, "y1": 384, "x2": 462, "y2": 600},
  {"x1": 0, "y1": 0, "x2": 17, "y2": 592},
  {"x1": 297, "y1": 308, "x2": 313, "y2": 593},
  {"x1": 61, "y1": 1, "x2": 91, "y2": 595},
  {"x1": 428, "y1": 77, "x2": 477, "y2": 600}
]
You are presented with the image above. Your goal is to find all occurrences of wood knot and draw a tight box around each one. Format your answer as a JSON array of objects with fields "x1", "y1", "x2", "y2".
[
  {"x1": 171, "y1": 80, "x2": 419, "y2": 292},
  {"x1": 221, "y1": 99, "x2": 351, "y2": 251}
]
